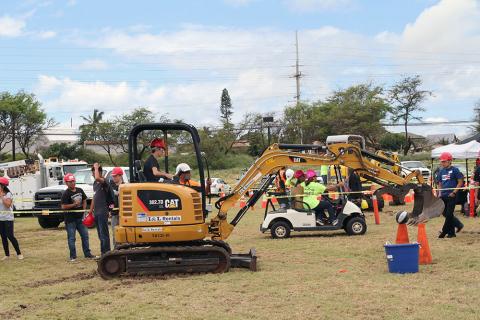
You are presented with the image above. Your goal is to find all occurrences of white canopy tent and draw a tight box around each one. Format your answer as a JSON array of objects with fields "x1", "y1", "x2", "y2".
[{"x1": 431, "y1": 140, "x2": 480, "y2": 159}]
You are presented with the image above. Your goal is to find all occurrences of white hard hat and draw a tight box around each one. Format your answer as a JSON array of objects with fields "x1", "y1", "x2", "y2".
[
  {"x1": 285, "y1": 169, "x2": 294, "y2": 180},
  {"x1": 176, "y1": 163, "x2": 191, "y2": 175}
]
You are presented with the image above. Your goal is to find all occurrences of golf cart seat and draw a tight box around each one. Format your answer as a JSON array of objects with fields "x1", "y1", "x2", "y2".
[{"x1": 291, "y1": 200, "x2": 312, "y2": 213}]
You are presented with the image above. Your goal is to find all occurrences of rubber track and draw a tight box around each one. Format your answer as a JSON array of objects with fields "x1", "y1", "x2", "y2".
[{"x1": 98, "y1": 242, "x2": 231, "y2": 279}]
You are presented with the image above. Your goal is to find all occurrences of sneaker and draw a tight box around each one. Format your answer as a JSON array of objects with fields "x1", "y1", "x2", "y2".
[
  {"x1": 17, "y1": 254, "x2": 24, "y2": 260},
  {"x1": 331, "y1": 219, "x2": 339, "y2": 226},
  {"x1": 438, "y1": 232, "x2": 446, "y2": 238},
  {"x1": 69, "y1": 258, "x2": 77, "y2": 262},
  {"x1": 1, "y1": 256, "x2": 9, "y2": 261},
  {"x1": 446, "y1": 234, "x2": 456, "y2": 238},
  {"x1": 316, "y1": 219, "x2": 324, "y2": 226},
  {"x1": 85, "y1": 255, "x2": 99, "y2": 259}
]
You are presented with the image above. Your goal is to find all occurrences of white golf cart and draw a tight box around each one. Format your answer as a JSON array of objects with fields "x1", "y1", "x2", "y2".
[{"x1": 260, "y1": 164, "x2": 367, "y2": 239}]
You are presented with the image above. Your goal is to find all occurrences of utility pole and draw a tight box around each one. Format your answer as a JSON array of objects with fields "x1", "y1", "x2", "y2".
[
  {"x1": 294, "y1": 30, "x2": 302, "y2": 106},
  {"x1": 293, "y1": 30, "x2": 304, "y2": 144}
]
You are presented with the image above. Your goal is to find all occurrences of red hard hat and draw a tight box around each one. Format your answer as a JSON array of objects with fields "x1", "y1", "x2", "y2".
[
  {"x1": 150, "y1": 138, "x2": 165, "y2": 149},
  {"x1": 111, "y1": 167, "x2": 124, "y2": 176},
  {"x1": 439, "y1": 152, "x2": 453, "y2": 161},
  {"x1": 82, "y1": 213, "x2": 95, "y2": 228},
  {"x1": 294, "y1": 170, "x2": 305, "y2": 179},
  {"x1": 0, "y1": 177, "x2": 9, "y2": 186},
  {"x1": 64, "y1": 173, "x2": 76, "y2": 182}
]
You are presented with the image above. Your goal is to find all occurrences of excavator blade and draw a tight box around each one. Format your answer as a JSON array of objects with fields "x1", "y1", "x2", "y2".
[
  {"x1": 408, "y1": 184, "x2": 445, "y2": 225},
  {"x1": 230, "y1": 248, "x2": 257, "y2": 271}
]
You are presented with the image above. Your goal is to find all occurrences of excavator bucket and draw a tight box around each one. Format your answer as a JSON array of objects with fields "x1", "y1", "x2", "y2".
[
  {"x1": 374, "y1": 184, "x2": 444, "y2": 225},
  {"x1": 408, "y1": 184, "x2": 445, "y2": 225}
]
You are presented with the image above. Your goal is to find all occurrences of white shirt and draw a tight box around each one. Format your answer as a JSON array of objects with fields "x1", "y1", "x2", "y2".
[{"x1": 0, "y1": 192, "x2": 14, "y2": 221}]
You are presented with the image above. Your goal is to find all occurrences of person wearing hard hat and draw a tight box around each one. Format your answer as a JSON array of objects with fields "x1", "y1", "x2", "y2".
[
  {"x1": 144, "y1": 138, "x2": 174, "y2": 182},
  {"x1": 436, "y1": 152, "x2": 464, "y2": 238},
  {"x1": 0, "y1": 177, "x2": 23, "y2": 261},
  {"x1": 60, "y1": 173, "x2": 95, "y2": 262},
  {"x1": 173, "y1": 163, "x2": 201, "y2": 191},
  {"x1": 302, "y1": 169, "x2": 343, "y2": 226},
  {"x1": 109, "y1": 167, "x2": 124, "y2": 247}
]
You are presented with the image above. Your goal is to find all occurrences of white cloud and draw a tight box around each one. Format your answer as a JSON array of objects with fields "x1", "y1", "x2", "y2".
[
  {"x1": 0, "y1": 15, "x2": 26, "y2": 37},
  {"x1": 67, "y1": 0, "x2": 77, "y2": 6},
  {"x1": 284, "y1": 0, "x2": 353, "y2": 12},
  {"x1": 75, "y1": 59, "x2": 109, "y2": 70}
]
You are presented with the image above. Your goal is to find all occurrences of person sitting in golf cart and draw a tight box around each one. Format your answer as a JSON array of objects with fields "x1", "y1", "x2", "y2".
[
  {"x1": 302, "y1": 169, "x2": 343, "y2": 226},
  {"x1": 289, "y1": 170, "x2": 306, "y2": 210}
]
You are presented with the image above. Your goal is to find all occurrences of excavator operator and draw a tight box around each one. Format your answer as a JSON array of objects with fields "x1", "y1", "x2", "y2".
[{"x1": 143, "y1": 138, "x2": 174, "y2": 182}]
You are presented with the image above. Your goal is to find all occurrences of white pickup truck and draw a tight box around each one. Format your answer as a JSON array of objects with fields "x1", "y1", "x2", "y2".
[{"x1": 34, "y1": 167, "x2": 129, "y2": 228}]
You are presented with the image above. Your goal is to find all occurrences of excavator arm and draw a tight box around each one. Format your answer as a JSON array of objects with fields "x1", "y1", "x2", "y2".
[{"x1": 209, "y1": 142, "x2": 443, "y2": 240}]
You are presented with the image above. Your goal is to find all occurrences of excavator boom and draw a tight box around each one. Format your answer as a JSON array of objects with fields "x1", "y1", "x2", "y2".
[{"x1": 210, "y1": 141, "x2": 444, "y2": 239}]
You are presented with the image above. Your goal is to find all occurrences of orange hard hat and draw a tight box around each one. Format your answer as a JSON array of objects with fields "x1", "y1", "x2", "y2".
[
  {"x1": 0, "y1": 177, "x2": 9, "y2": 186},
  {"x1": 64, "y1": 173, "x2": 76, "y2": 182},
  {"x1": 150, "y1": 138, "x2": 166, "y2": 149},
  {"x1": 439, "y1": 152, "x2": 453, "y2": 161},
  {"x1": 111, "y1": 167, "x2": 124, "y2": 176}
]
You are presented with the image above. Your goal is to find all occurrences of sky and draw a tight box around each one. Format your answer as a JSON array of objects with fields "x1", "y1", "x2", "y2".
[{"x1": 0, "y1": 0, "x2": 479, "y2": 137}]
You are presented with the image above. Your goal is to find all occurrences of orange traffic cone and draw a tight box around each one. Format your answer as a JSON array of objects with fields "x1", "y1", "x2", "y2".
[
  {"x1": 417, "y1": 223, "x2": 432, "y2": 265},
  {"x1": 395, "y1": 223, "x2": 409, "y2": 244},
  {"x1": 404, "y1": 191, "x2": 412, "y2": 203},
  {"x1": 261, "y1": 194, "x2": 267, "y2": 208},
  {"x1": 239, "y1": 196, "x2": 246, "y2": 208}
]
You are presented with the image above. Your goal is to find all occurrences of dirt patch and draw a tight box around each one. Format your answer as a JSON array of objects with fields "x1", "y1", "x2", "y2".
[
  {"x1": 54, "y1": 288, "x2": 98, "y2": 301},
  {"x1": 26, "y1": 271, "x2": 97, "y2": 288}
]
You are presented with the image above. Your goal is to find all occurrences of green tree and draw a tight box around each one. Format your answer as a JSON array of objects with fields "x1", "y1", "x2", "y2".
[
  {"x1": 388, "y1": 75, "x2": 432, "y2": 155},
  {"x1": 379, "y1": 132, "x2": 406, "y2": 151},
  {"x1": 42, "y1": 143, "x2": 79, "y2": 160},
  {"x1": 318, "y1": 83, "x2": 390, "y2": 146},
  {"x1": 0, "y1": 91, "x2": 55, "y2": 158},
  {"x1": 80, "y1": 108, "x2": 104, "y2": 142},
  {"x1": 282, "y1": 102, "x2": 316, "y2": 144},
  {"x1": 220, "y1": 88, "x2": 233, "y2": 127}
]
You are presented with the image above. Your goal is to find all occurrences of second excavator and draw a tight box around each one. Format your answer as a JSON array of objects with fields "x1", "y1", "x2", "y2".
[{"x1": 97, "y1": 124, "x2": 444, "y2": 279}]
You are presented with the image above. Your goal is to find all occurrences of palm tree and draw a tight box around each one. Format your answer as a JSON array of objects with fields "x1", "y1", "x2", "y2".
[{"x1": 80, "y1": 109, "x2": 104, "y2": 141}]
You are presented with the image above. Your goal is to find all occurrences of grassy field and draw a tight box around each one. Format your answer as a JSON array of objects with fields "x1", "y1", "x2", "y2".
[{"x1": 1, "y1": 204, "x2": 480, "y2": 320}]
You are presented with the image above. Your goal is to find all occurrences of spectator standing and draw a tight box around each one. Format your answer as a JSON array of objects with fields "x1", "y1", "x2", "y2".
[
  {"x1": 60, "y1": 173, "x2": 94, "y2": 262},
  {"x1": 90, "y1": 163, "x2": 111, "y2": 255},
  {"x1": 109, "y1": 167, "x2": 124, "y2": 247},
  {"x1": 0, "y1": 177, "x2": 23, "y2": 261}
]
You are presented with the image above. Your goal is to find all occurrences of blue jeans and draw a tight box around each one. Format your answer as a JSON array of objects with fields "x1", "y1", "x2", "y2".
[
  {"x1": 65, "y1": 218, "x2": 91, "y2": 259},
  {"x1": 95, "y1": 214, "x2": 111, "y2": 254}
]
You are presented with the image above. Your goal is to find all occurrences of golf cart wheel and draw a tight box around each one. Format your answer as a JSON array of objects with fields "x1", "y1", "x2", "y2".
[
  {"x1": 345, "y1": 217, "x2": 367, "y2": 236},
  {"x1": 270, "y1": 221, "x2": 291, "y2": 239}
]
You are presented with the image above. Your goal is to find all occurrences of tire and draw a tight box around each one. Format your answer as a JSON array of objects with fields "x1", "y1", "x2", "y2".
[
  {"x1": 345, "y1": 216, "x2": 367, "y2": 236},
  {"x1": 37, "y1": 216, "x2": 61, "y2": 229},
  {"x1": 270, "y1": 221, "x2": 291, "y2": 239}
]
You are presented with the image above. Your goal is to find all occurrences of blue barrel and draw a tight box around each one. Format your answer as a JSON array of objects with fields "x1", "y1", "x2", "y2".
[{"x1": 384, "y1": 243, "x2": 419, "y2": 274}]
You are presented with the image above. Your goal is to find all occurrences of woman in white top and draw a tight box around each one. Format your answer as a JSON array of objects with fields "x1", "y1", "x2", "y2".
[{"x1": 0, "y1": 177, "x2": 23, "y2": 260}]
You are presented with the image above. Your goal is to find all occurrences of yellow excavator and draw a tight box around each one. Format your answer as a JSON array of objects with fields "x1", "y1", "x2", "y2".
[{"x1": 97, "y1": 124, "x2": 444, "y2": 279}]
